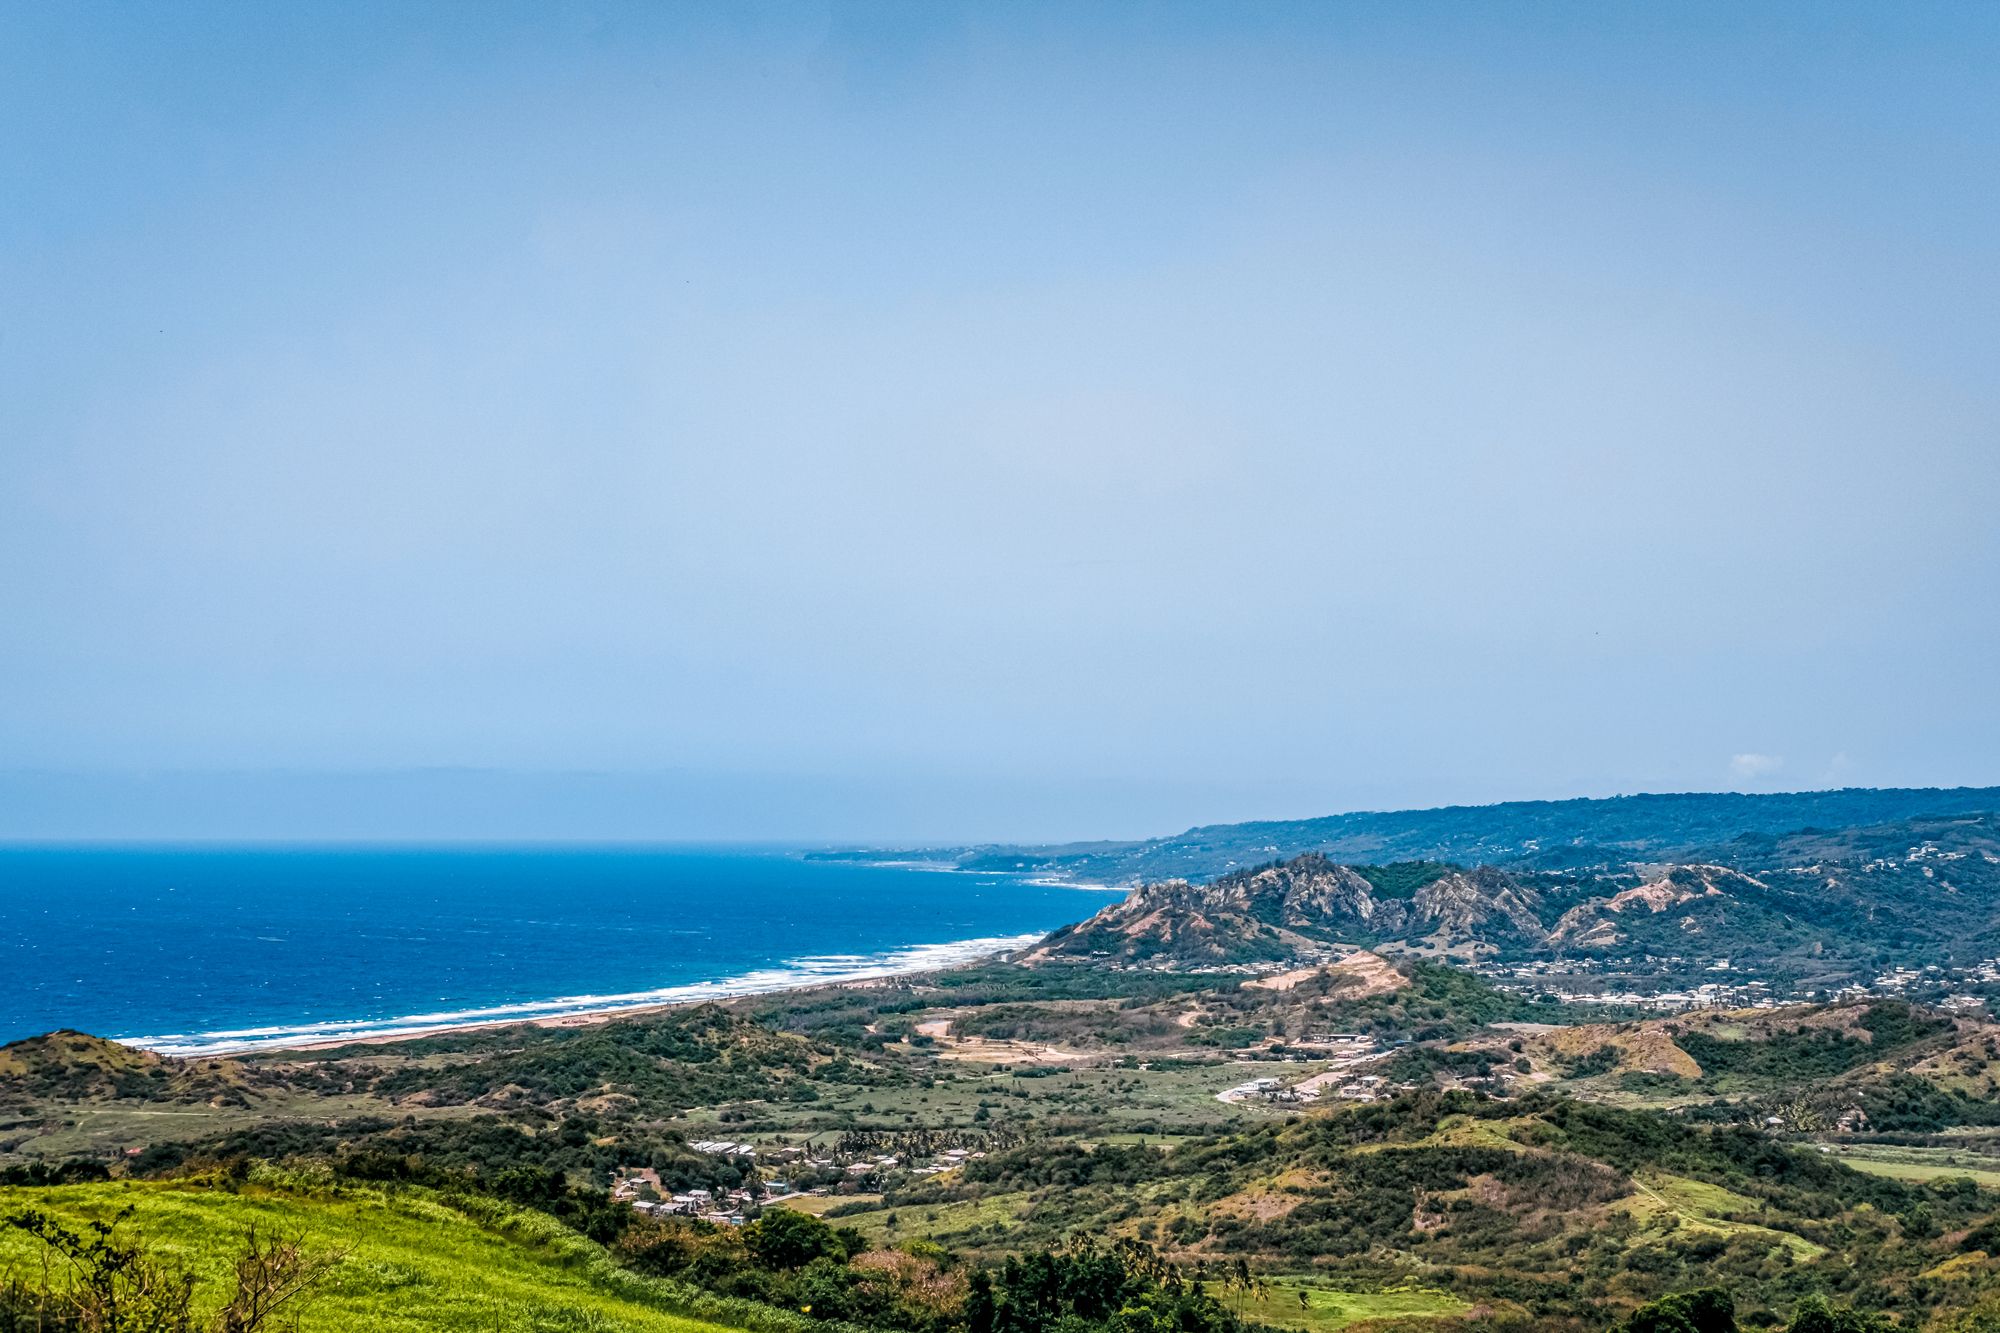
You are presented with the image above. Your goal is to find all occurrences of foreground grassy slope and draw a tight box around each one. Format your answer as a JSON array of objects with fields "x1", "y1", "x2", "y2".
[{"x1": 0, "y1": 1178, "x2": 740, "y2": 1333}]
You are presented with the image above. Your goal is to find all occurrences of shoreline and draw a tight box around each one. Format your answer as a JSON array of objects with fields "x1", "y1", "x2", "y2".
[
  {"x1": 121, "y1": 932, "x2": 1048, "y2": 1059},
  {"x1": 800, "y1": 855, "x2": 1131, "y2": 893}
]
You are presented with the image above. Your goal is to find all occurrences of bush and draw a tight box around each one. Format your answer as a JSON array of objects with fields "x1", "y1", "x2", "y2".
[
  {"x1": 1624, "y1": 1287, "x2": 1736, "y2": 1333},
  {"x1": 744, "y1": 1209, "x2": 849, "y2": 1270}
]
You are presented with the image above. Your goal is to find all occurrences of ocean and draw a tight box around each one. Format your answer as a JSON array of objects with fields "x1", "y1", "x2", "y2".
[{"x1": 0, "y1": 846, "x2": 1113, "y2": 1054}]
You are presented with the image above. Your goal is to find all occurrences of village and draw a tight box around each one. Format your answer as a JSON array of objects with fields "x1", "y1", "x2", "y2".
[
  {"x1": 1469, "y1": 951, "x2": 2000, "y2": 1016},
  {"x1": 610, "y1": 1133, "x2": 993, "y2": 1227}
]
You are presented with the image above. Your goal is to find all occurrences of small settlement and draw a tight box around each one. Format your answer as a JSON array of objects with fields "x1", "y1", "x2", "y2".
[{"x1": 611, "y1": 1134, "x2": 990, "y2": 1227}]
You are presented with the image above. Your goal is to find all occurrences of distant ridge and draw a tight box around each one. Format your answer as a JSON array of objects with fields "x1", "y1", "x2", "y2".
[
  {"x1": 1015, "y1": 810, "x2": 2000, "y2": 978},
  {"x1": 813, "y1": 785, "x2": 2000, "y2": 883}
]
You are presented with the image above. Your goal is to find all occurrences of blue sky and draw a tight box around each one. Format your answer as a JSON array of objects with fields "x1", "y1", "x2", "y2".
[{"x1": 2, "y1": 2, "x2": 1996, "y2": 841}]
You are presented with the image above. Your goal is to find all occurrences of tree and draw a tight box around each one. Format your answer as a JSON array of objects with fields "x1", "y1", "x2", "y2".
[
  {"x1": 213, "y1": 1228, "x2": 346, "y2": 1333},
  {"x1": 1786, "y1": 1295, "x2": 1890, "y2": 1333},
  {"x1": 965, "y1": 1269, "x2": 996, "y2": 1333},
  {"x1": 743, "y1": 1208, "x2": 844, "y2": 1270},
  {"x1": 3, "y1": 1207, "x2": 197, "y2": 1333},
  {"x1": 1625, "y1": 1288, "x2": 1736, "y2": 1333}
]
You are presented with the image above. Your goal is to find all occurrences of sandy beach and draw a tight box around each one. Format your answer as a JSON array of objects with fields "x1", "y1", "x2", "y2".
[{"x1": 129, "y1": 931, "x2": 1052, "y2": 1059}]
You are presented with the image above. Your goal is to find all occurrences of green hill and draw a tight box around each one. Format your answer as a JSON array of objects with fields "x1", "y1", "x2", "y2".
[
  {"x1": 0, "y1": 1176, "x2": 758, "y2": 1333},
  {"x1": 0, "y1": 1031, "x2": 259, "y2": 1108},
  {"x1": 847, "y1": 1088, "x2": 1999, "y2": 1326}
]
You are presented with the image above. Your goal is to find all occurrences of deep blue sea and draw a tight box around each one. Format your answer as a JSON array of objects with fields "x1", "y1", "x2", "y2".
[{"x1": 0, "y1": 846, "x2": 1114, "y2": 1053}]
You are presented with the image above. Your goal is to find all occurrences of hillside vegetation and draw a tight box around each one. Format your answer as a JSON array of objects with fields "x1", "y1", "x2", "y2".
[
  {"x1": 14, "y1": 975, "x2": 2000, "y2": 1330},
  {"x1": 0, "y1": 1176, "x2": 745, "y2": 1333},
  {"x1": 0, "y1": 1032, "x2": 259, "y2": 1107}
]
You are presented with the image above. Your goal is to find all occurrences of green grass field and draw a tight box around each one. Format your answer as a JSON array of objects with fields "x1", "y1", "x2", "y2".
[
  {"x1": 1827, "y1": 1145, "x2": 2000, "y2": 1188},
  {"x1": 1082, "y1": 1132, "x2": 1197, "y2": 1148},
  {"x1": 0, "y1": 1090, "x2": 480, "y2": 1161},
  {"x1": 779, "y1": 1192, "x2": 883, "y2": 1216},
  {"x1": 830, "y1": 1191, "x2": 1032, "y2": 1246},
  {"x1": 1223, "y1": 1279, "x2": 1469, "y2": 1331},
  {"x1": 0, "y1": 1177, "x2": 743, "y2": 1333},
  {"x1": 1625, "y1": 1171, "x2": 1824, "y2": 1260}
]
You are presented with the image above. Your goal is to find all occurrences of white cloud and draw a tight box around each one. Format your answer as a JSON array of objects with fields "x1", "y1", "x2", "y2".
[{"x1": 1729, "y1": 753, "x2": 1785, "y2": 781}]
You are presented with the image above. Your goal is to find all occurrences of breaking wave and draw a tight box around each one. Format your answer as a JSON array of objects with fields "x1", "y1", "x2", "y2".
[{"x1": 122, "y1": 933, "x2": 1041, "y2": 1057}]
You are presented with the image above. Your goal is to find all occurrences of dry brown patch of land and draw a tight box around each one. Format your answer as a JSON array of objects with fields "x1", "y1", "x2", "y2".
[
  {"x1": 1531, "y1": 1024, "x2": 1701, "y2": 1078},
  {"x1": 1243, "y1": 950, "x2": 1408, "y2": 997},
  {"x1": 907, "y1": 1015, "x2": 1092, "y2": 1066}
]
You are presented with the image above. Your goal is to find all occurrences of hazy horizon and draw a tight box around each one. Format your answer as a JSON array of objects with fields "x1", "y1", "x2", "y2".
[
  {"x1": 5, "y1": 3, "x2": 1997, "y2": 842},
  {"x1": 5, "y1": 770, "x2": 1999, "y2": 847}
]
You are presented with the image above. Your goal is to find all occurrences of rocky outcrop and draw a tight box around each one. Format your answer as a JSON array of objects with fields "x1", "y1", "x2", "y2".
[
  {"x1": 1410, "y1": 867, "x2": 1547, "y2": 944},
  {"x1": 1547, "y1": 864, "x2": 1764, "y2": 946},
  {"x1": 1200, "y1": 854, "x2": 1384, "y2": 927},
  {"x1": 1024, "y1": 853, "x2": 1552, "y2": 963}
]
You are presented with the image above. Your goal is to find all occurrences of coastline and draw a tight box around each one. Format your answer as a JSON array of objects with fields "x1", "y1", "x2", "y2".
[
  {"x1": 117, "y1": 931, "x2": 1046, "y2": 1059},
  {"x1": 800, "y1": 854, "x2": 1131, "y2": 893}
]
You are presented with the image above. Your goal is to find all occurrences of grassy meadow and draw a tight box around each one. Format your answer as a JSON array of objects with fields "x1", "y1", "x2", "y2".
[
  {"x1": 0, "y1": 1177, "x2": 739, "y2": 1333},
  {"x1": 1225, "y1": 1280, "x2": 1470, "y2": 1331},
  {"x1": 1826, "y1": 1144, "x2": 2000, "y2": 1188}
]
